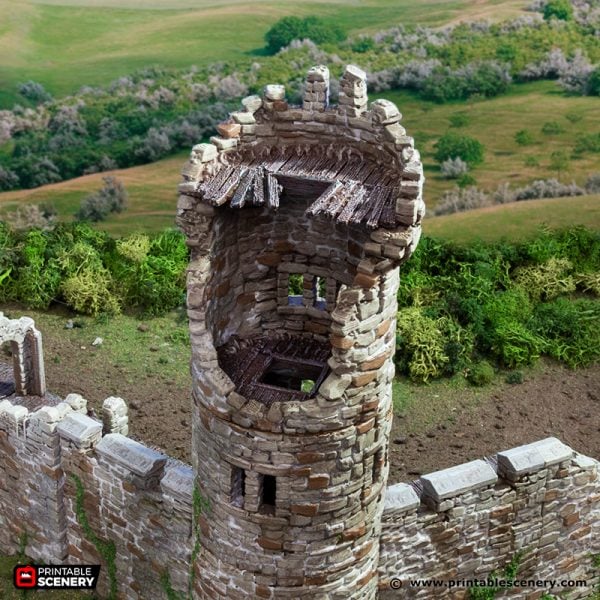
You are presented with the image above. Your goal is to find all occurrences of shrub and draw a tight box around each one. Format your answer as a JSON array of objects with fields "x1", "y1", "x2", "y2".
[
  {"x1": 533, "y1": 298, "x2": 600, "y2": 367},
  {"x1": 585, "y1": 173, "x2": 600, "y2": 193},
  {"x1": 0, "y1": 167, "x2": 19, "y2": 191},
  {"x1": 466, "y1": 360, "x2": 495, "y2": 386},
  {"x1": 513, "y1": 257, "x2": 576, "y2": 301},
  {"x1": 589, "y1": 68, "x2": 600, "y2": 96},
  {"x1": 515, "y1": 130, "x2": 535, "y2": 146},
  {"x1": 61, "y1": 267, "x2": 120, "y2": 316},
  {"x1": 76, "y1": 176, "x2": 128, "y2": 222},
  {"x1": 505, "y1": 370, "x2": 523, "y2": 384},
  {"x1": 448, "y1": 113, "x2": 470, "y2": 128},
  {"x1": 543, "y1": 0, "x2": 573, "y2": 21},
  {"x1": 574, "y1": 133, "x2": 600, "y2": 155},
  {"x1": 4, "y1": 203, "x2": 57, "y2": 231},
  {"x1": 541, "y1": 121, "x2": 564, "y2": 135},
  {"x1": 457, "y1": 173, "x2": 477, "y2": 187},
  {"x1": 513, "y1": 179, "x2": 584, "y2": 200},
  {"x1": 351, "y1": 37, "x2": 375, "y2": 53},
  {"x1": 434, "y1": 133, "x2": 485, "y2": 166},
  {"x1": 17, "y1": 81, "x2": 52, "y2": 104},
  {"x1": 265, "y1": 16, "x2": 345, "y2": 54},
  {"x1": 440, "y1": 157, "x2": 469, "y2": 179},
  {"x1": 524, "y1": 156, "x2": 540, "y2": 167},
  {"x1": 434, "y1": 186, "x2": 490, "y2": 215}
]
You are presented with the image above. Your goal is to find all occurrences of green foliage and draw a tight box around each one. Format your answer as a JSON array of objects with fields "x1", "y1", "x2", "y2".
[
  {"x1": 457, "y1": 173, "x2": 476, "y2": 187},
  {"x1": 513, "y1": 257, "x2": 576, "y2": 301},
  {"x1": 469, "y1": 552, "x2": 523, "y2": 599},
  {"x1": 448, "y1": 112, "x2": 470, "y2": 128},
  {"x1": 514, "y1": 129, "x2": 534, "y2": 146},
  {"x1": 541, "y1": 121, "x2": 565, "y2": 135},
  {"x1": 264, "y1": 16, "x2": 345, "y2": 54},
  {"x1": 396, "y1": 228, "x2": 599, "y2": 381},
  {"x1": 505, "y1": 370, "x2": 523, "y2": 384},
  {"x1": 543, "y1": 0, "x2": 573, "y2": 21},
  {"x1": 533, "y1": 298, "x2": 600, "y2": 367},
  {"x1": 71, "y1": 474, "x2": 117, "y2": 600},
  {"x1": 574, "y1": 132, "x2": 600, "y2": 155},
  {"x1": 466, "y1": 360, "x2": 494, "y2": 386},
  {"x1": 524, "y1": 155, "x2": 540, "y2": 167},
  {"x1": 0, "y1": 224, "x2": 188, "y2": 316},
  {"x1": 351, "y1": 37, "x2": 375, "y2": 53},
  {"x1": 589, "y1": 68, "x2": 600, "y2": 96},
  {"x1": 434, "y1": 132, "x2": 485, "y2": 167}
]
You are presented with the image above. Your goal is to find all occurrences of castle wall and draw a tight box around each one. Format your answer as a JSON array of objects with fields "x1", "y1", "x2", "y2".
[
  {"x1": 0, "y1": 396, "x2": 193, "y2": 600},
  {"x1": 378, "y1": 438, "x2": 600, "y2": 599},
  {"x1": 0, "y1": 394, "x2": 598, "y2": 599}
]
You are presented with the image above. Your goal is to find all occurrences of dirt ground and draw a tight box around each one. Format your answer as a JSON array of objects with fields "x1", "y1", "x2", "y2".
[
  {"x1": 389, "y1": 361, "x2": 600, "y2": 483},
  {"x1": 1, "y1": 304, "x2": 598, "y2": 484}
]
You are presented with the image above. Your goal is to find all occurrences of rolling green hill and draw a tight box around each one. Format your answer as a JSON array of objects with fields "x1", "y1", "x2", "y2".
[{"x1": 0, "y1": 0, "x2": 526, "y2": 107}]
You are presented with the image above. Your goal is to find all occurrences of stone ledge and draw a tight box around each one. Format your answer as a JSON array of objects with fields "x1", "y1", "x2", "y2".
[
  {"x1": 383, "y1": 483, "x2": 420, "y2": 513},
  {"x1": 96, "y1": 433, "x2": 167, "y2": 478},
  {"x1": 56, "y1": 413, "x2": 102, "y2": 448},
  {"x1": 421, "y1": 459, "x2": 498, "y2": 503},
  {"x1": 161, "y1": 463, "x2": 194, "y2": 503},
  {"x1": 497, "y1": 437, "x2": 574, "y2": 479}
]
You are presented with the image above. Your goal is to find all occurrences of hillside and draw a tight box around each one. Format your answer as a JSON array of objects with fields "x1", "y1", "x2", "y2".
[
  {"x1": 0, "y1": 0, "x2": 527, "y2": 106},
  {"x1": 1, "y1": 80, "x2": 598, "y2": 235}
]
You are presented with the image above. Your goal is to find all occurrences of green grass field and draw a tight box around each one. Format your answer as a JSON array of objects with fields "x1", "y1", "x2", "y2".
[
  {"x1": 0, "y1": 0, "x2": 526, "y2": 107},
  {"x1": 0, "y1": 81, "x2": 597, "y2": 236},
  {"x1": 424, "y1": 194, "x2": 600, "y2": 243}
]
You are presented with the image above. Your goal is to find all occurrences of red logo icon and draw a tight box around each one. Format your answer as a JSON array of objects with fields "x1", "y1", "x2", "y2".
[{"x1": 15, "y1": 565, "x2": 37, "y2": 588}]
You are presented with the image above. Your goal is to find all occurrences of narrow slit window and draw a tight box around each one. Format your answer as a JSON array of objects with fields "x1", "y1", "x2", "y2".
[
  {"x1": 231, "y1": 466, "x2": 246, "y2": 508},
  {"x1": 288, "y1": 274, "x2": 303, "y2": 306},
  {"x1": 261, "y1": 475, "x2": 277, "y2": 513},
  {"x1": 314, "y1": 276, "x2": 327, "y2": 310},
  {"x1": 372, "y1": 449, "x2": 384, "y2": 484}
]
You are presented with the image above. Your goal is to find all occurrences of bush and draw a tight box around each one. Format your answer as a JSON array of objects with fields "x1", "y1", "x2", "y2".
[
  {"x1": 515, "y1": 130, "x2": 535, "y2": 146},
  {"x1": 76, "y1": 176, "x2": 128, "y2": 222},
  {"x1": 434, "y1": 132, "x2": 485, "y2": 166},
  {"x1": 4, "y1": 203, "x2": 57, "y2": 231},
  {"x1": 505, "y1": 370, "x2": 523, "y2": 384},
  {"x1": 541, "y1": 121, "x2": 564, "y2": 135},
  {"x1": 351, "y1": 37, "x2": 375, "y2": 53},
  {"x1": 466, "y1": 360, "x2": 495, "y2": 386},
  {"x1": 543, "y1": 0, "x2": 573, "y2": 21},
  {"x1": 449, "y1": 113, "x2": 470, "y2": 128},
  {"x1": 434, "y1": 186, "x2": 490, "y2": 215},
  {"x1": 17, "y1": 81, "x2": 52, "y2": 104},
  {"x1": 589, "y1": 68, "x2": 600, "y2": 96},
  {"x1": 440, "y1": 157, "x2": 469, "y2": 179},
  {"x1": 513, "y1": 257, "x2": 576, "y2": 301},
  {"x1": 585, "y1": 173, "x2": 600, "y2": 194},
  {"x1": 265, "y1": 16, "x2": 345, "y2": 54}
]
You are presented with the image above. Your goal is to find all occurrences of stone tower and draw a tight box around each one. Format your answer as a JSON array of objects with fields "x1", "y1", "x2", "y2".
[{"x1": 176, "y1": 64, "x2": 424, "y2": 600}]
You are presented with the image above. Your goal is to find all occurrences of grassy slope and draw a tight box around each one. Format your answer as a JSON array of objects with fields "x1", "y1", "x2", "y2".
[
  {"x1": 373, "y1": 81, "x2": 600, "y2": 201},
  {"x1": 425, "y1": 194, "x2": 600, "y2": 243},
  {"x1": 0, "y1": 0, "x2": 526, "y2": 107},
  {"x1": 0, "y1": 82, "x2": 597, "y2": 236}
]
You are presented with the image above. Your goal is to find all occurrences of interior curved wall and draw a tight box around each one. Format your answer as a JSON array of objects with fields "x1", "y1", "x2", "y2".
[{"x1": 204, "y1": 196, "x2": 372, "y2": 348}]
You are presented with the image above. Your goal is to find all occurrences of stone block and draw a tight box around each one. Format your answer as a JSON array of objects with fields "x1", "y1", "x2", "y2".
[
  {"x1": 497, "y1": 437, "x2": 574, "y2": 479},
  {"x1": 96, "y1": 433, "x2": 167, "y2": 478},
  {"x1": 56, "y1": 413, "x2": 102, "y2": 447},
  {"x1": 264, "y1": 84, "x2": 285, "y2": 101},
  {"x1": 191, "y1": 143, "x2": 217, "y2": 162},
  {"x1": 241, "y1": 94, "x2": 262, "y2": 113},
  {"x1": 421, "y1": 459, "x2": 498, "y2": 502},
  {"x1": 161, "y1": 464, "x2": 194, "y2": 503},
  {"x1": 384, "y1": 483, "x2": 420, "y2": 513}
]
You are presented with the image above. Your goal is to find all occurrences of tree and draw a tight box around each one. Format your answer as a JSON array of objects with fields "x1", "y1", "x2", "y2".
[
  {"x1": 434, "y1": 133, "x2": 485, "y2": 167},
  {"x1": 17, "y1": 81, "x2": 52, "y2": 104},
  {"x1": 588, "y1": 68, "x2": 600, "y2": 96},
  {"x1": 264, "y1": 16, "x2": 345, "y2": 54},
  {"x1": 76, "y1": 176, "x2": 128, "y2": 222},
  {"x1": 543, "y1": 0, "x2": 573, "y2": 21}
]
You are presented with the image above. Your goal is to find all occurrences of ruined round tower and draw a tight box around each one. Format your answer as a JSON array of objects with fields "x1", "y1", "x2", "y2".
[{"x1": 176, "y1": 64, "x2": 425, "y2": 600}]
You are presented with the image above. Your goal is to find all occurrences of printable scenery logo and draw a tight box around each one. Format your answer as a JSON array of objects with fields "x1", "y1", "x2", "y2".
[{"x1": 14, "y1": 565, "x2": 100, "y2": 590}]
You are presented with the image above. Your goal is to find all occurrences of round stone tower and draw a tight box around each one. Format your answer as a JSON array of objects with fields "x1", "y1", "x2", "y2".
[{"x1": 176, "y1": 64, "x2": 425, "y2": 600}]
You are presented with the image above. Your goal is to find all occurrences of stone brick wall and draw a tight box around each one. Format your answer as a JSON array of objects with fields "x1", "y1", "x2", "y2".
[
  {"x1": 0, "y1": 395, "x2": 193, "y2": 599},
  {"x1": 379, "y1": 438, "x2": 600, "y2": 599}
]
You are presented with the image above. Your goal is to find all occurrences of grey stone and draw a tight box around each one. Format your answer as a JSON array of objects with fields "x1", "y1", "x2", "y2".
[
  {"x1": 56, "y1": 413, "x2": 102, "y2": 446},
  {"x1": 384, "y1": 483, "x2": 420, "y2": 512},
  {"x1": 96, "y1": 433, "x2": 167, "y2": 477},
  {"x1": 497, "y1": 437, "x2": 574, "y2": 478},
  {"x1": 421, "y1": 460, "x2": 498, "y2": 501}
]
